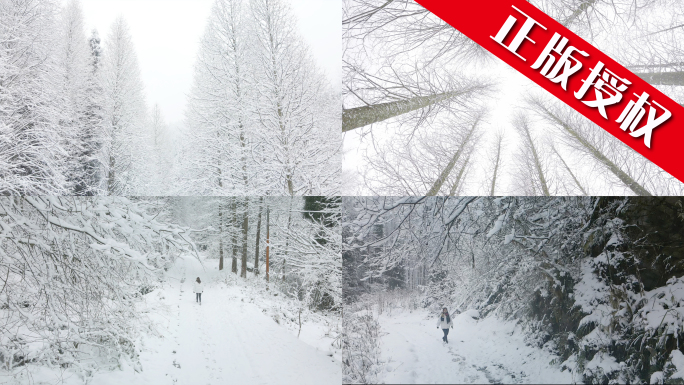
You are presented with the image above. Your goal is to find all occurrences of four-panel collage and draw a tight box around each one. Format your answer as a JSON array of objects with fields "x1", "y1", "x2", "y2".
[{"x1": 1, "y1": 0, "x2": 684, "y2": 384}]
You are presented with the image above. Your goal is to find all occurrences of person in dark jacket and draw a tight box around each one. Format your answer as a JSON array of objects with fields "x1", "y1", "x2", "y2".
[{"x1": 436, "y1": 307, "x2": 454, "y2": 343}]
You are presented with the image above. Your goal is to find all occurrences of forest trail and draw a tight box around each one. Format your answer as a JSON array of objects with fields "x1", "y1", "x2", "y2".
[
  {"x1": 91, "y1": 255, "x2": 340, "y2": 385},
  {"x1": 376, "y1": 310, "x2": 574, "y2": 384}
]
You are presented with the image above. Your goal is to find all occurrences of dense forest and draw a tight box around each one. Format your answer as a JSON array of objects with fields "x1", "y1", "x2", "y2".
[{"x1": 0, "y1": 0, "x2": 340, "y2": 196}]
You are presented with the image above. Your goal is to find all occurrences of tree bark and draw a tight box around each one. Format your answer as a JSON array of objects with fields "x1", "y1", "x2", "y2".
[
  {"x1": 266, "y1": 207, "x2": 270, "y2": 282},
  {"x1": 218, "y1": 200, "x2": 224, "y2": 270},
  {"x1": 283, "y1": 197, "x2": 293, "y2": 281},
  {"x1": 552, "y1": 145, "x2": 588, "y2": 195},
  {"x1": 448, "y1": 154, "x2": 471, "y2": 196},
  {"x1": 240, "y1": 197, "x2": 249, "y2": 278},
  {"x1": 635, "y1": 71, "x2": 684, "y2": 86},
  {"x1": 519, "y1": 117, "x2": 550, "y2": 196},
  {"x1": 231, "y1": 197, "x2": 238, "y2": 274},
  {"x1": 254, "y1": 197, "x2": 263, "y2": 276},
  {"x1": 561, "y1": 0, "x2": 598, "y2": 27},
  {"x1": 535, "y1": 103, "x2": 652, "y2": 196},
  {"x1": 426, "y1": 116, "x2": 480, "y2": 196},
  {"x1": 342, "y1": 91, "x2": 463, "y2": 132},
  {"x1": 489, "y1": 135, "x2": 503, "y2": 196}
]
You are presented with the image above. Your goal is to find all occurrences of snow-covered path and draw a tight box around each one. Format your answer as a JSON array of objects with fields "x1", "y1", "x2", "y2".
[
  {"x1": 91, "y1": 256, "x2": 340, "y2": 385},
  {"x1": 377, "y1": 310, "x2": 574, "y2": 384}
]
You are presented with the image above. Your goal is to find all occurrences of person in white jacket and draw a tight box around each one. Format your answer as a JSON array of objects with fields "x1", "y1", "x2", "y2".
[
  {"x1": 436, "y1": 307, "x2": 454, "y2": 343},
  {"x1": 194, "y1": 277, "x2": 203, "y2": 305}
]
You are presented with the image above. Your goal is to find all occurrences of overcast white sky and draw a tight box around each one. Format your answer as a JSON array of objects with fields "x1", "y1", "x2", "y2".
[{"x1": 70, "y1": 0, "x2": 341, "y2": 124}]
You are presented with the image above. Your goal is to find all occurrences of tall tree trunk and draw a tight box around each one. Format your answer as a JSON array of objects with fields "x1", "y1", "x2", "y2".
[
  {"x1": 254, "y1": 197, "x2": 263, "y2": 276},
  {"x1": 426, "y1": 116, "x2": 480, "y2": 196},
  {"x1": 342, "y1": 90, "x2": 464, "y2": 132},
  {"x1": 534, "y1": 102, "x2": 652, "y2": 196},
  {"x1": 635, "y1": 71, "x2": 684, "y2": 86},
  {"x1": 266, "y1": 207, "x2": 270, "y2": 282},
  {"x1": 107, "y1": 156, "x2": 116, "y2": 194},
  {"x1": 218, "y1": 200, "x2": 224, "y2": 270},
  {"x1": 283, "y1": 197, "x2": 293, "y2": 281},
  {"x1": 233, "y1": 34, "x2": 249, "y2": 192},
  {"x1": 240, "y1": 197, "x2": 249, "y2": 278},
  {"x1": 231, "y1": 197, "x2": 238, "y2": 274},
  {"x1": 552, "y1": 145, "x2": 588, "y2": 195},
  {"x1": 489, "y1": 134, "x2": 503, "y2": 196},
  {"x1": 519, "y1": 117, "x2": 550, "y2": 196},
  {"x1": 448, "y1": 153, "x2": 471, "y2": 196}
]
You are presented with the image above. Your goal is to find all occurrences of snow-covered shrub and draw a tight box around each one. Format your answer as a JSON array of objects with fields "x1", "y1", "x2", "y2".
[
  {"x1": 661, "y1": 350, "x2": 684, "y2": 384},
  {"x1": 358, "y1": 288, "x2": 421, "y2": 316},
  {"x1": 0, "y1": 197, "x2": 196, "y2": 379},
  {"x1": 273, "y1": 197, "x2": 341, "y2": 313},
  {"x1": 342, "y1": 307, "x2": 383, "y2": 384}
]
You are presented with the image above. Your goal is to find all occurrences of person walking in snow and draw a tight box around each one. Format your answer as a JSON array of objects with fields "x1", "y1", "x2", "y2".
[
  {"x1": 194, "y1": 277, "x2": 203, "y2": 305},
  {"x1": 436, "y1": 307, "x2": 453, "y2": 343}
]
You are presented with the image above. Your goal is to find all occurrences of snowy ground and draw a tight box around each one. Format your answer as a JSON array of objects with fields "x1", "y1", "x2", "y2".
[
  {"x1": 376, "y1": 310, "x2": 575, "y2": 384},
  {"x1": 2, "y1": 255, "x2": 340, "y2": 385}
]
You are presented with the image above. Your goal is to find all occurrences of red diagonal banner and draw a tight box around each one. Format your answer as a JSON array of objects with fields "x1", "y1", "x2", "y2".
[{"x1": 414, "y1": 0, "x2": 684, "y2": 187}]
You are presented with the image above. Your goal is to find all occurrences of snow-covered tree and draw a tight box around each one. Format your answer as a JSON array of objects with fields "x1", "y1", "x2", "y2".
[
  {"x1": 55, "y1": 0, "x2": 102, "y2": 195},
  {"x1": 166, "y1": 196, "x2": 341, "y2": 311},
  {"x1": 343, "y1": 0, "x2": 684, "y2": 195},
  {"x1": 482, "y1": 130, "x2": 505, "y2": 196},
  {"x1": 0, "y1": 0, "x2": 66, "y2": 195},
  {"x1": 81, "y1": 28, "x2": 106, "y2": 194},
  {"x1": 100, "y1": 16, "x2": 148, "y2": 195},
  {"x1": 360, "y1": 110, "x2": 482, "y2": 196},
  {"x1": 147, "y1": 104, "x2": 174, "y2": 194},
  {"x1": 182, "y1": 0, "x2": 340, "y2": 195},
  {"x1": 0, "y1": 196, "x2": 198, "y2": 374},
  {"x1": 249, "y1": 0, "x2": 340, "y2": 195},
  {"x1": 183, "y1": 0, "x2": 252, "y2": 195}
]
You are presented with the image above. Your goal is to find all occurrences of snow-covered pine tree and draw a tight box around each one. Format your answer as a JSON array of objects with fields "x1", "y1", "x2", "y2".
[
  {"x1": 184, "y1": 0, "x2": 252, "y2": 195},
  {"x1": 182, "y1": 0, "x2": 340, "y2": 195},
  {"x1": 0, "y1": 0, "x2": 67, "y2": 195},
  {"x1": 55, "y1": 0, "x2": 98, "y2": 195},
  {"x1": 81, "y1": 29, "x2": 106, "y2": 194},
  {"x1": 148, "y1": 104, "x2": 173, "y2": 194},
  {"x1": 100, "y1": 16, "x2": 148, "y2": 195}
]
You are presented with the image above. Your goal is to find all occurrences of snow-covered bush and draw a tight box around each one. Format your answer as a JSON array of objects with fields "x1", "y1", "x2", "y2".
[
  {"x1": 273, "y1": 196, "x2": 341, "y2": 313},
  {"x1": 0, "y1": 197, "x2": 196, "y2": 378},
  {"x1": 342, "y1": 307, "x2": 383, "y2": 384}
]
